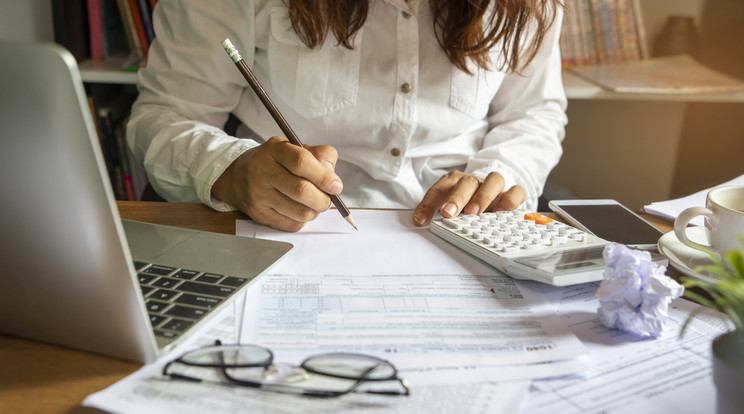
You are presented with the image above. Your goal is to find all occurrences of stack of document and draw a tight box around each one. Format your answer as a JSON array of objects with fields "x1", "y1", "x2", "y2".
[
  {"x1": 643, "y1": 173, "x2": 744, "y2": 225},
  {"x1": 84, "y1": 210, "x2": 728, "y2": 414}
]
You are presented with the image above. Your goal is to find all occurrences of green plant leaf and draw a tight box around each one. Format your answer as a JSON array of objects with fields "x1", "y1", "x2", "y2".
[{"x1": 681, "y1": 238, "x2": 744, "y2": 335}]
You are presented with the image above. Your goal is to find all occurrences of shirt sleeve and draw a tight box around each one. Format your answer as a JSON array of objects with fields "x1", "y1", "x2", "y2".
[
  {"x1": 126, "y1": 0, "x2": 257, "y2": 211},
  {"x1": 465, "y1": 7, "x2": 567, "y2": 212}
]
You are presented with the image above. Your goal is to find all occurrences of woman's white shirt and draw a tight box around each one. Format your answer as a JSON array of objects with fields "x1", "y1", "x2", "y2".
[{"x1": 128, "y1": 0, "x2": 567, "y2": 211}]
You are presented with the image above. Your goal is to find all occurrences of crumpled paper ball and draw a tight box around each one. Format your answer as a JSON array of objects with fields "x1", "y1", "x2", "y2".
[{"x1": 596, "y1": 243, "x2": 684, "y2": 337}]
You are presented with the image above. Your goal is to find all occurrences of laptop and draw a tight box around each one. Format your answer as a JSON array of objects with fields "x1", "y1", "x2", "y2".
[{"x1": 0, "y1": 42, "x2": 292, "y2": 363}]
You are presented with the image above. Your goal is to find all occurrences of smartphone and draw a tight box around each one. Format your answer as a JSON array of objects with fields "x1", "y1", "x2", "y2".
[{"x1": 548, "y1": 199, "x2": 664, "y2": 250}]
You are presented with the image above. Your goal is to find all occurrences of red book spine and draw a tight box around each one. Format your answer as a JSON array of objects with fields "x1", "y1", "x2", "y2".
[
  {"x1": 127, "y1": 0, "x2": 149, "y2": 56},
  {"x1": 87, "y1": 0, "x2": 104, "y2": 61}
]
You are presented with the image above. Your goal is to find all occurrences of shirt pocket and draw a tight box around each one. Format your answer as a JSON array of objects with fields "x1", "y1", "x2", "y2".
[
  {"x1": 449, "y1": 60, "x2": 506, "y2": 119},
  {"x1": 268, "y1": 7, "x2": 363, "y2": 119}
]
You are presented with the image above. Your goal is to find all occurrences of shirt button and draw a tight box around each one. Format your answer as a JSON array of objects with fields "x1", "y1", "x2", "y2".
[
  {"x1": 400, "y1": 83, "x2": 412, "y2": 93},
  {"x1": 402, "y1": 11, "x2": 412, "y2": 19},
  {"x1": 390, "y1": 148, "x2": 401, "y2": 157}
]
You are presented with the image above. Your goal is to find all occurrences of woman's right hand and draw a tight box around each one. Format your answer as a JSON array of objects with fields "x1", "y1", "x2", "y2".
[{"x1": 212, "y1": 136, "x2": 343, "y2": 232}]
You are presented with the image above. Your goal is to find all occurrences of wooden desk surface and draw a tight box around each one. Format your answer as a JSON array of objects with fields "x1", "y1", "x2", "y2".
[{"x1": 0, "y1": 201, "x2": 675, "y2": 414}]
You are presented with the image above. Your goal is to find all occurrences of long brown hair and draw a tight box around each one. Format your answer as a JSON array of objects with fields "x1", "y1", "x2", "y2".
[{"x1": 284, "y1": 0, "x2": 562, "y2": 74}]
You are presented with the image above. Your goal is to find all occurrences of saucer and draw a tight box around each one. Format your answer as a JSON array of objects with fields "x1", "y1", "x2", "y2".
[{"x1": 657, "y1": 227, "x2": 716, "y2": 281}]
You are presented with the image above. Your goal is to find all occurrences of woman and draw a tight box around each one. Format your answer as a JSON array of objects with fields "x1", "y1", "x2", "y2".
[{"x1": 128, "y1": 0, "x2": 567, "y2": 231}]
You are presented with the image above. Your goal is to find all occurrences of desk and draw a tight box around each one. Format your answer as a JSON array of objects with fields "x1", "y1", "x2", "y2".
[{"x1": 0, "y1": 201, "x2": 675, "y2": 414}]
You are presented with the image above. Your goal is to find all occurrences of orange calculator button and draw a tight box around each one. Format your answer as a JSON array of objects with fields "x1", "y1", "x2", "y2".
[
  {"x1": 524, "y1": 212, "x2": 542, "y2": 221},
  {"x1": 535, "y1": 216, "x2": 554, "y2": 225}
]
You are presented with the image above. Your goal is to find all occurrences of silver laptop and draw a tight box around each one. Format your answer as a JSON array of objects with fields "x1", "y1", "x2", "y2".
[{"x1": 0, "y1": 42, "x2": 292, "y2": 363}]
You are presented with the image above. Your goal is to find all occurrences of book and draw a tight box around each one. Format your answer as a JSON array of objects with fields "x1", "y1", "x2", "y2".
[
  {"x1": 52, "y1": 0, "x2": 90, "y2": 62},
  {"x1": 570, "y1": 54, "x2": 744, "y2": 93},
  {"x1": 87, "y1": 0, "x2": 105, "y2": 61},
  {"x1": 560, "y1": 0, "x2": 645, "y2": 68},
  {"x1": 100, "y1": 0, "x2": 130, "y2": 59},
  {"x1": 137, "y1": 0, "x2": 155, "y2": 43},
  {"x1": 126, "y1": 0, "x2": 149, "y2": 56},
  {"x1": 88, "y1": 85, "x2": 138, "y2": 200},
  {"x1": 88, "y1": 0, "x2": 129, "y2": 61},
  {"x1": 115, "y1": 0, "x2": 139, "y2": 54}
]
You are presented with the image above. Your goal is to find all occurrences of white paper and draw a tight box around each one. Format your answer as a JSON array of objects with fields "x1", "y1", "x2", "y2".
[
  {"x1": 83, "y1": 307, "x2": 531, "y2": 414},
  {"x1": 522, "y1": 282, "x2": 729, "y2": 414},
  {"x1": 236, "y1": 209, "x2": 498, "y2": 276},
  {"x1": 242, "y1": 273, "x2": 592, "y2": 383},
  {"x1": 642, "y1": 173, "x2": 744, "y2": 226}
]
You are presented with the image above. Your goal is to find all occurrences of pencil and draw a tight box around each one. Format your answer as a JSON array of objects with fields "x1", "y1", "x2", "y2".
[{"x1": 221, "y1": 38, "x2": 357, "y2": 230}]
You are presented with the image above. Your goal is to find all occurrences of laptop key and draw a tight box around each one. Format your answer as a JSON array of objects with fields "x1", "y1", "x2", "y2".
[
  {"x1": 133, "y1": 261, "x2": 149, "y2": 271},
  {"x1": 145, "y1": 300, "x2": 169, "y2": 313},
  {"x1": 151, "y1": 277, "x2": 182, "y2": 289},
  {"x1": 171, "y1": 269, "x2": 200, "y2": 280},
  {"x1": 149, "y1": 314, "x2": 167, "y2": 327},
  {"x1": 150, "y1": 289, "x2": 179, "y2": 301},
  {"x1": 141, "y1": 286, "x2": 156, "y2": 296},
  {"x1": 138, "y1": 274, "x2": 157, "y2": 285},
  {"x1": 220, "y1": 276, "x2": 249, "y2": 287},
  {"x1": 177, "y1": 281, "x2": 234, "y2": 297},
  {"x1": 196, "y1": 273, "x2": 224, "y2": 284},
  {"x1": 142, "y1": 264, "x2": 176, "y2": 276},
  {"x1": 166, "y1": 305, "x2": 207, "y2": 320},
  {"x1": 162, "y1": 319, "x2": 193, "y2": 332},
  {"x1": 155, "y1": 330, "x2": 178, "y2": 339},
  {"x1": 175, "y1": 293, "x2": 222, "y2": 309}
]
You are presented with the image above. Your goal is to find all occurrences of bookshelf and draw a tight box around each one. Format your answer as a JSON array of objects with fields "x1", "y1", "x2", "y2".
[
  {"x1": 74, "y1": 63, "x2": 744, "y2": 103},
  {"x1": 79, "y1": 57, "x2": 138, "y2": 84},
  {"x1": 562, "y1": 71, "x2": 744, "y2": 103},
  {"x1": 27, "y1": 0, "x2": 744, "y2": 210},
  {"x1": 551, "y1": 0, "x2": 744, "y2": 212}
]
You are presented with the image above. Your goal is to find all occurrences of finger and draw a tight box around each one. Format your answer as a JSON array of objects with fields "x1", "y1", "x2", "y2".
[
  {"x1": 255, "y1": 204, "x2": 319, "y2": 232},
  {"x1": 439, "y1": 175, "x2": 482, "y2": 218},
  {"x1": 488, "y1": 185, "x2": 527, "y2": 211},
  {"x1": 305, "y1": 144, "x2": 339, "y2": 171},
  {"x1": 463, "y1": 172, "x2": 505, "y2": 215},
  {"x1": 412, "y1": 172, "x2": 463, "y2": 226},
  {"x1": 244, "y1": 200, "x2": 310, "y2": 233},
  {"x1": 272, "y1": 139, "x2": 343, "y2": 196}
]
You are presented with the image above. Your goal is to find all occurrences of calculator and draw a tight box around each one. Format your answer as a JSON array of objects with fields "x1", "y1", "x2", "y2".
[{"x1": 430, "y1": 211, "x2": 610, "y2": 286}]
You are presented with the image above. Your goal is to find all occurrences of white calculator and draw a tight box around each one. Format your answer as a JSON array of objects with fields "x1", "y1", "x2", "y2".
[{"x1": 430, "y1": 211, "x2": 610, "y2": 286}]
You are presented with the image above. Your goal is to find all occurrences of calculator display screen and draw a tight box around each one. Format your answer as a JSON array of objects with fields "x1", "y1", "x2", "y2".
[{"x1": 515, "y1": 246, "x2": 606, "y2": 274}]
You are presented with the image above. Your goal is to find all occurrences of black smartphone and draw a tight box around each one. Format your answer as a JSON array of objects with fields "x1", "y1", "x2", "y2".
[{"x1": 548, "y1": 199, "x2": 664, "y2": 250}]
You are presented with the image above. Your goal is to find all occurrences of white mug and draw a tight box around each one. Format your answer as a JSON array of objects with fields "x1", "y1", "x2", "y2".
[{"x1": 674, "y1": 186, "x2": 744, "y2": 256}]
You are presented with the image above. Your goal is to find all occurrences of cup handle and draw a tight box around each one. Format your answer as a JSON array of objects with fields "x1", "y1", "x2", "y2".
[{"x1": 673, "y1": 207, "x2": 716, "y2": 254}]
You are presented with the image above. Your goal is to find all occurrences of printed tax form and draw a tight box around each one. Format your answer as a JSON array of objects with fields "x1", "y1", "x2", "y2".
[{"x1": 237, "y1": 209, "x2": 592, "y2": 382}]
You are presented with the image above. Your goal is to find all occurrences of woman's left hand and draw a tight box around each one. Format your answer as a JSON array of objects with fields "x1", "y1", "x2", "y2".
[{"x1": 412, "y1": 171, "x2": 525, "y2": 227}]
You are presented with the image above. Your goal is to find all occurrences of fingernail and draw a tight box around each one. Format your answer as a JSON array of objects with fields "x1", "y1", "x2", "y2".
[
  {"x1": 329, "y1": 181, "x2": 343, "y2": 194},
  {"x1": 464, "y1": 203, "x2": 480, "y2": 215},
  {"x1": 323, "y1": 160, "x2": 335, "y2": 171},
  {"x1": 413, "y1": 212, "x2": 428, "y2": 226},
  {"x1": 442, "y1": 203, "x2": 457, "y2": 217}
]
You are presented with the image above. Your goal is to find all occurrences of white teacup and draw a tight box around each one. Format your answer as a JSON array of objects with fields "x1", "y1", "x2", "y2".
[{"x1": 674, "y1": 186, "x2": 744, "y2": 256}]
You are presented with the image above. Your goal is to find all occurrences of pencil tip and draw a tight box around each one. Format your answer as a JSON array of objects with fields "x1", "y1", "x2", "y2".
[{"x1": 345, "y1": 215, "x2": 358, "y2": 231}]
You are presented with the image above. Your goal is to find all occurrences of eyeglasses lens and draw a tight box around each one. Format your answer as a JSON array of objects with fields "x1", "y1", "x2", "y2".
[
  {"x1": 181, "y1": 344, "x2": 273, "y2": 367},
  {"x1": 303, "y1": 354, "x2": 396, "y2": 380}
]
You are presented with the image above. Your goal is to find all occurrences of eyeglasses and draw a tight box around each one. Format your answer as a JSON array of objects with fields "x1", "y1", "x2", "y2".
[{"x1": 162, "y1": 340, "x2": 410, "y2": 398}]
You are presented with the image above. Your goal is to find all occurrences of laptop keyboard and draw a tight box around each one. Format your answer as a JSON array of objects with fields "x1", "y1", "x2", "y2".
[{"x1": 134, "y1": 261, "x2": 250, "y2": 340}]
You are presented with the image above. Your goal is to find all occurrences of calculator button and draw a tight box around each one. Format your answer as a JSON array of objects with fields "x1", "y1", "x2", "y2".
[
  {"x1": 535, "y1": 216, "x2": 554, "y2": 225},
  {"x1": 552, "y1": 235, "x2": 568, "y2": 245},
  {"x1": 501, "y1": 245, "x2": 520, "y2": 253},
  {"x1": 443, "y1": 218, "x2": 460, "y2": 230}
]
